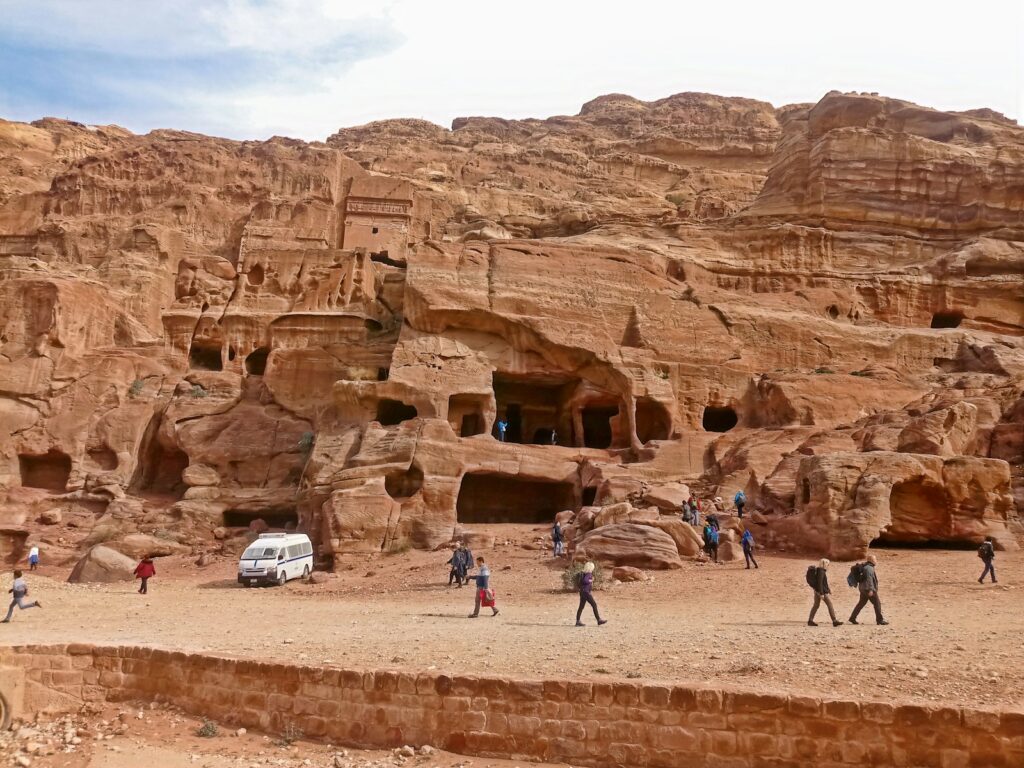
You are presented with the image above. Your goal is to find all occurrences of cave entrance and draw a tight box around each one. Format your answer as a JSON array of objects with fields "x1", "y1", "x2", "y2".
[
  {"x1": 223, "y1": 508, "x2": 298, "y2": 529},
  {"x1": 18, "y1": 450, "x2": 72, "y2": 492},
  {"x1": 448, "y1": 393, "x2": 488, "y2": 437},
  {"x1": 636, "y1": 398, "x2": 671, "y2": 443},
  {"x1": 876, "y1": 479, "x2": 954, "y2": 545},
  {"x1": 456, "y1": 473, "x2": 578, "y2": 524},
  {"x1": 188, "y1": 342, "x2": 223, "y2": 371},
  {"x1": 930, "y1": 311, "x2": 964, "y2": 329},
  {"x1": 703, "y1": 405, "x2": 738, "y2": 433},
  {"x1": 245, "y1": 347, "x2": 269, "y2": 376},
  {"x1": 376, "y1": 398, "x2": 417, "y2": 426},
  {"x1": 385, "y1": 463, "x2": 424, "y2": 500},
  {"x1": 131, "y1": 417, "x2": 189, "y2": 499},
  {"x1": 581, "y1": 406, "x2": 618, "y2": 449},
  {"x1": 492, "y1": 372, "x2": 578, "y2": 445},
  {"x1": 582, "y1": 486, "x2": 598, "y2": 506}
]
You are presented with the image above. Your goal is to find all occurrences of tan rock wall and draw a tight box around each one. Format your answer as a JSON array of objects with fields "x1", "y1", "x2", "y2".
[{"x1": 1, "y1": 644, "x2": 1023, "y2": 768}]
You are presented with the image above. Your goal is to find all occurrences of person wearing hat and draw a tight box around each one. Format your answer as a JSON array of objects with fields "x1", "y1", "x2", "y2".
[
  {"x1": 575, "y1": 561, "x2": 607, "y2": 626},
  {"x1": 807, "y1": 558, "x2": 843, "y2": 627}
]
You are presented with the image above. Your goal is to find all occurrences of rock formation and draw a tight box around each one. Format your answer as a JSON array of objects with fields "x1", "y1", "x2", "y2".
[{"x1": 0, "y1": 90, "x2": 1021, "y2": 567}]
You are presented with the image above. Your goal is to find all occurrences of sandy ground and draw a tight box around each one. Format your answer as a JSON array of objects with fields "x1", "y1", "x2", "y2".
[{"x1": 2, "y1": 534, "x2": 1023, "y2": 712}]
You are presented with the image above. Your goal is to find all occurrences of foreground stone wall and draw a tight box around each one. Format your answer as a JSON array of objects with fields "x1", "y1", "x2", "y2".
[{"x1": 2, "y1": 645, "x2": 1022, "y2": 767}]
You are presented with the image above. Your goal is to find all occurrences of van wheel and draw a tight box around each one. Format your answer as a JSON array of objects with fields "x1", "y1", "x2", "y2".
[
  {"x1": 277, "y1": 571, "x2": 287, "y2": 587},
  {"x1": 302, "y1": 565, "x2": 310, "y2": 580}
]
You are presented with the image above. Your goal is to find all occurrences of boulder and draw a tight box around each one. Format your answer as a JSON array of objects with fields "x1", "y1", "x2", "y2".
[
  {"x1": 612, "y1": 566, "x2": 646, "y2": 582},
  {"x1": 67, "y1": 545, "x2": 136, "y2": 583},
  {"x1": 641, "y1": 518, "x2": 704, "y2": 557},
  {"x1": 107, "y1": 533, "x2": 189, "y2": 559},
  {"x1": 643, "y1": 482, "x2": 691, "y2": 513},
  {"x1": 593, "y1": 502, "x2": 658, "y2": 529},
  {"x1": 575, "y1": 524, "x2": 682, "y2": 570},
  {"x1": 38, "y1": 509, "x2": 62, "y2": 525}
]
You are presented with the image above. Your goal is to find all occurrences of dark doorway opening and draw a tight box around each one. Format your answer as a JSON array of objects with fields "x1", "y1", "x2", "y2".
[
  {"x1": 636, "y1": 398, "x2": 671, "y2": 442},
  {"x1": 532, "y1": 427, "x2": 558, "y2": 445},
  {"x1": 188, "y1": 343, "x2": 223, "y2": 371},
  {"x1": 492, "y1": 372, "x2": 577, "y2": 445},
  {"x1": 131, "y1": 418, "x2": 189, "y2": 499},
  {"x1": 931, "y1": 311, "x2": 963, "y2": 329},
  {"x1": 448, "y1": 394, "x2": 487, "y2": 437},
  {"x1": 826, "y1": 305, "x2": 840, "y2": 320},
  {"x1": 460, "y1": 413, "x2": 483, "y2": 437},
  {"x1": 18, "y1": 450, "x2": 72, "y2": 492},
  {"x1": 582, "y1": 486, "x2": 598, "y2": 506},
  {"x1": 801, "y1": 478, "x2": 811, "y2": 505},
  {"x1": 456, "y1": 474, "x2": 578, "y2": 524},
  {"x1": 377, "y1": 368, "x2": 389, "y2": 381},
  {"x1": 376, "y1": 398, "x2": 417, "y2": 426},
  {"x1": 498, "y1": 403, "x2": 523, "y2": 443},
  {"x1": 385, "y1": 463, "x2": 424, "y2": 500},
  {"x1": 248, "y1": 264, "x2": 264, "y2": 286},
  {"x1": 582, "y1": 406, "x2": 618, "y2": 449},
  {"x1": 703, "y1": 405, "x2": 738, "y2": 433},
  {"x1": 223, "y1": 508, "x2": 298, "y2": 529},
  {"x1": 245, "y1": 347, "x2": 269, "y2": 376},
  {"x1": 869, "y1": 538, "x2": 977, "y2": 551}
]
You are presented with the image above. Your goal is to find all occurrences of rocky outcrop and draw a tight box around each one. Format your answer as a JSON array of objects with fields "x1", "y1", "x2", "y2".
[
  {"x1": 67, "y1": 545, "x2": 136, "y2": 583},
  {"x1": 574, "y1": 523, "x2": 682, "y2": 570}
]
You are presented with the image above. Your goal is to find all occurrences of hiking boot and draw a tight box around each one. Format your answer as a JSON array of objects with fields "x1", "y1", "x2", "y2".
[
  {"x1": 575, "y1": 621, "x2": 585, "y2": 627},
  {"x1": 35, "y1": 601, "x2": 41, "y2": 608},
  {"x1": 491, "y1": 609, "x2": 499, "y2": 616},
  {"x1": 848, "y1": 618, "x2": 858, "y2": 625},
  {"x1": 978, "y1": 578, "x2": 984, "y2": 584},
  {"x1": 598, "y1": 619, "x2": 608, "y2": 626},
  {"x1": 877, "y1": 619, "x2": 889, "y2": 625},
  {"x1": 468, "y1": 614, "x2": 478, "y2": 619},
  {"x1": 832, "y1": 620, "x2": 843, "y2": 627},
  {"x1": 807, "y1": 621, "x2": 818, "y2": 627}
]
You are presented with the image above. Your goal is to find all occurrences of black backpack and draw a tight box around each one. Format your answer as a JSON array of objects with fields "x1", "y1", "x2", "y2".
[
  {"x1": 978, "y1": 542, "x2": 993, "y2": 560},
  {"x1": 847, "y1": 563, "x2": 866, "y2": 588},
  {"x1": 805, "y1": 565, "x2": 818, "y2": 589}
]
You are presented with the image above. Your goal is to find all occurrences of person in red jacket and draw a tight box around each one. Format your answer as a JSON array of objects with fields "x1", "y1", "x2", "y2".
[{"x1": 134, "y1": 556, "x2": 156, "y2": 594}]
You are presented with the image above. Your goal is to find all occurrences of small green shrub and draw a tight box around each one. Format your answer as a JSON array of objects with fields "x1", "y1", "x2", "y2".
[
  {"x1": 850, "y1": 369, "x2": 872, "y2": 377},
  {"x1": 385, "y1": 539, "x2": 412, "y2": 555},
  {"x1": 128, "y1": 379, "x2": 144, "y2": 397},
  {"x1": 297, "y1": 431, "x2": 314, "y2": 453},
  {"x1": 276, "y1": 723, "x2": 303, "y2": 746},
  {"x1": 813, "y1": 367, "x2": 835, "y2": 375},
  {"x1": 190, "y1": 384, "x2": 208, "y2": 398},
  {"x1": 625, "y1": 670, "x2": 642, "y2": 679},
  {"x1": 195, "y1": 719, "x2": 218, "y2": 738},
  {"x1": 561, "y1": 561, "x2": 606, "y2": 592}
]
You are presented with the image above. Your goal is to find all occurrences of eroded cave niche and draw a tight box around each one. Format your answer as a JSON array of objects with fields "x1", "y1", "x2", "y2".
[
  {"x1": 376, "y1": 398, "x2": 418, "y2": 426},
  {"x1": 636, "y1": 398, "x2": 671, "y2": 443},
  {"x1": 492, "y1": 372, "x2": 577, "y2": 445},
  {"x1": 188, "y1": 342, "x2": 223, "y2": 371},
  {"x1": 872, "y1": 479, "x2": 954, "y2": 546},
  {"x1": 18, "y1": 450, "x2": 72, "y2": 492},
  {"x1": 456, "y1": 473, "x2": 578, "y2": 524},
  {"x1": 581, "y1": 406, "x2": 619, "y2": 449},
  {"x1": 245, "y1": 347, "x2": 270, "y2": 376},
  {"x1": 930, "y1": 311, "x2": 964, "y2": 329},
  {"x1": 223, "y1": 508, "x2": 297, "y2": 529},
  {"x1": 702, "y1": 405, "x2": 738, "y2": 433},
  {"x1": 448, "y1": 394, "x2": 488, "y2": 437},
  {"x1": 131, "y1": 419, "x2": 189, "y2": 499},
  {"x1": 385, "y1": 463, "x2": 424, "y2": 500},
  {"x1": 87, "y1": 446, "x2": 119, "y2": 471}
]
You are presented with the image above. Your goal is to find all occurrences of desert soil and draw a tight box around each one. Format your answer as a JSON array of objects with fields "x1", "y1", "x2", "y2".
[{"x1": 2, "y1": 529, "x2": 1022, "y2": 715}]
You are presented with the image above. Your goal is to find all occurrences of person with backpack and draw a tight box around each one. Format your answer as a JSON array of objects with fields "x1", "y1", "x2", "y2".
[
  {"x1": 741, "y1": 529, "x2": 758, "y2": 569},
  {"x1": 2, "y1": 570, "x2": 41, "y2": 623},
  {"x1": 806, "y1": 559, "x2": 843, "y2": 627},
  {"x1": 978, "y1": 536, "x2": 997, "y2": 584},
  {"x1": 468, "y1": 556, "x2": 499, "y2": 617},
  {"x1": 134, "y1": 556, "x2": 156, "y2": 595},
  {"x1": 848, "y1": 554, "x2": 888, "y2": 625},
  {"x1": 552, "y1": 522, "x2": 565, "y2": 557},
  {"x1": 734, "y1": 490, "x2": 746, "y2": 518},
  {"x1": 703, "y1": 523, "x2": 719, "y2": 563},
  {"x1": 575, "y1": 561, "x2": 608, "y2": 626}
]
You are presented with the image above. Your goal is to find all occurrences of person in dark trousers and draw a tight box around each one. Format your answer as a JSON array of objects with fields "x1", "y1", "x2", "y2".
[
  {"x1": 496, "y1": 419, "x2": 508, "y2": 442},
  {"x1": 706, "y1": 513, "x2": 720, "y2": 532},
  {"x1": 808, "y1": 559, "x2": 843, "y2": 627},
  {"x1": 2, "y1": 570, "x2": 41, "y2": 623},
  {"x1": 134, "y1": 556, "x2": 156, "y2": 595},
  {"x1": 468, "y1": 557, "x2": 498, "y2": 617},
  {"x1": 741, "y1": 529, "x2": 758, "y2": 569},
  {"x1": 734, "y1": 490, "x2": 746, "y2": 518},
  {"x1": 28, "y1": 545, "x2": 39, "y2": 571},
  {"x1": 703, "y1": 523, "x2": 719, "y2": 563},
  {"x1": 447, "y1": 542, "x2": 472, "y2": 586},
  {"x1": 849, "y1": 554, "x2": 888, "y2": 625},
  {"x1": 552, "y1": 522, "x2": 564, "y2": 557},
  {"x1": 446, "y1": 547, "x2": 461, "y2": 586},
  {"x1": 978, "y1": 536, "x2": 997, "y2": 584},
  {"x1": 575, "y1": 561, "x2": 607, "y2": 626}
]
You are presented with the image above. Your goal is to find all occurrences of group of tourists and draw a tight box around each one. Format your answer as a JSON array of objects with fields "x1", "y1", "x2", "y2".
[
  {"x1": 805, "y1": 555, "x2": 888, "y2": 626},
  {"x1": 445, "y1": 542, "x2": 474, "y2": 586}
]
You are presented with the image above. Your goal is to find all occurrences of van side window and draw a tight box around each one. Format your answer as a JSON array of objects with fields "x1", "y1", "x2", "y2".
[
  {"x1": 285, "y1": 545, "x2": 296, "y2": 559},
  {"x1": 302, "y1": 542, "x2": 312, "y2": 556}
]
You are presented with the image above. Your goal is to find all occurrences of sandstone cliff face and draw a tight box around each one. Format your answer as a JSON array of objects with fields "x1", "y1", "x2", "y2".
[{"x1": 0, "y1": 90, "x2": 1021, "y2": 566}]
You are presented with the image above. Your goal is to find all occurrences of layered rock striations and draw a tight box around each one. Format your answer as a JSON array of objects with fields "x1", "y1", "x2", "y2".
[{"x1": 0, "y1": 90, "x2": 1021, "y2": 567}]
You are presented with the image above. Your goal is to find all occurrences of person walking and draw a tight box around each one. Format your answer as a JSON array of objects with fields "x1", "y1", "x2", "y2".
[
  {"x1": 134, "y1": 556, "x2": 156, "y2": 595},
  {"x1": 807, "y1": 559, "x2": 843, "y2": 627},
  {"x1": 741, "y1": 529, "x2": 759, "y2": 569},
  {"x1": 28, "y1": 545, "x2": 40, "y2": 572},
  {"x1": 468, "y1": 557, "x2": 498, "y2": 617},
  {"x1": 575, "y1": 562, "x2": 607, "y2": 626},
  {"x1": 703, "y1": 523, "x2": 719, "y2": 563},
  {"x1": 978, "y1": 536, "x2": 997, "y2": 584},
  {"x1": 2, "y1": 570, "x2": 41, "y2": 623},
  {"x1": 552, "y1": 521, "x2": 565, "y2": 557},
  {"x1": 446, "y1": 546, "x2": 461, "y2": 586},
  {"x1": 849, "y1": 554, "x2": 888, "y2": 625},
  {"x1": 734, "y1": 490, "x2": 746, "y2": 518}
]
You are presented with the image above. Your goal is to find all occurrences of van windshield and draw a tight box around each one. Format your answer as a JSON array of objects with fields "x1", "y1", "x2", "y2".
[{"x1": 242, "y1": 547, "x2": 278, "y2": 560}]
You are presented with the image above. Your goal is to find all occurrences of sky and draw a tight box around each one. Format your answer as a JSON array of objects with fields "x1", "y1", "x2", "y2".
[{"x1": 0, "y1": 0, "x2": 1021, "y2": 141}]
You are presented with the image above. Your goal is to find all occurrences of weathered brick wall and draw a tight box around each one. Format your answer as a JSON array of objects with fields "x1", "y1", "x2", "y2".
[{"x1": 1, "y1": 644, "x2": 1022, "y2": 767}]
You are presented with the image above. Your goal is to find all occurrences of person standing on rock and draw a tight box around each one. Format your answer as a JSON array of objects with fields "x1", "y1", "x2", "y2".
[
  {"x1": 28, "y1": 544, "x2": 40, "y2": 572},
  {"x1": 977, "y1": 536, "x2": 997, "y2": 584},
  {"x1": 741, "y1": 529, "x2": 758, "y2": 569},
  {"x1": 575, "y1": 562, "x2": 607, "y2": 627},
  {"x1": 496, "y1": 419, "x2": 508, "y2": 442},
  {"x1": 468, "y1": 556, "x2": 498, "y2": 618},
  {"x1": 733, "y1": 490, "x2": 746, "y2": 518},
  {"x1": 703, "y1": 523, "x2": 719, "y2": 563},
  {"x1": 849, "y1": 554, "x2": 888, "y2": 625},
  {"x1": 134, "y1": 555, "x2": 156, "y2": 595},
  {"x1": 807, "y1": 559, "x2": 843, "y2": 627},
  {"x1": 2, "y1": 570, "x2": 41, "y2": 623},
  {"x1": 552, "y1": 521, "x2": 565, "y2": 557}
]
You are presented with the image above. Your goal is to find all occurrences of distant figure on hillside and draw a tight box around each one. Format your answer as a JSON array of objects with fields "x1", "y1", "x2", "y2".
[
  {"x1": 28, "y1": 545, "x2": 39, "y2": 572},
  {"x1": 848, "y1": 554, "x2": 888, "y2": 625},
  {"x1": 134, "y1": 556, "x2": 156, "y2": 595},
  {"x1": 734, "y1": 490, "x2": 746, "y2": 518},
  {"x1": 550, "y1": 429, "x2": 558, "y2": 445},
  {"x1": 496, "y1": 419, "x2": 508, "y2": 442},
  {"x1": 468, "y1": 556, "x2": 498, "y2": 618},
  {"x1": 552, "y1": 521, "x2": 565, "y2": 557},
  {"x1": 706, "y1": 513, "x2": 720, "y2": 532},
  {"x1": 575, "y1": 561, "x2": 607, "y2": 627},
  {"x1": 978, "y1": 536, "x2": 997, "y2": 584},
  {"x1": 806, "y1": 559, "x2": 842, "y2": 627},
  {"x1": 703, "y1": 523, "x2": 719, "y2": 563},
  {"x1": 741, "y1": 529, "x2": 758, "y2": 569},
  {"x1": 2, "y1": 570, "x2": 41, "y2": 623}
]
